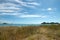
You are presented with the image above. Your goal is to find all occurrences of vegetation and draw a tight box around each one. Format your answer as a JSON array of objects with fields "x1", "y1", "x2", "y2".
[
  {"x1": 41, "y1": 22, "x2": 59, "y2": 24},
  {"x1": 3, "y1": 23, "x2": 8, "y2": 24},
  {"x1": 0, "y1": 24, "x2": 60, "y2": 40}
]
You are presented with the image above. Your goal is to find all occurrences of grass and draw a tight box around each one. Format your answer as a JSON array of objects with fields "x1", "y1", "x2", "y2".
[{"x1": 0, "y1": 24, "x2": 60, "y2": 40}]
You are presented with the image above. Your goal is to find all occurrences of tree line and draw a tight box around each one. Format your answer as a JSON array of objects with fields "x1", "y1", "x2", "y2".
[{"x1": 41, "y1": 22, "x2": 60, "y2": 24}]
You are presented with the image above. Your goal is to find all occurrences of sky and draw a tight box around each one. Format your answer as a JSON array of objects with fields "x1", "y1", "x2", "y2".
[{"x1": 0, "y1": 0, "x2": 60, "y2": 24}]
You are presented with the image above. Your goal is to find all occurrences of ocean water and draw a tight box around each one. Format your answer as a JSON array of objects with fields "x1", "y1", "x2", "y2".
[
  {"x1": 0, "y1": 24, "x2": 40, "y2": 26},
  {"x1": 0, "y1": 24, "x2": 58, "y2": 26}
]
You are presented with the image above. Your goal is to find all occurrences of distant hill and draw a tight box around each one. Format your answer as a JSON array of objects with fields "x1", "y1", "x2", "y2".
[
  {"x1": 41, "y1": 22, "x2": 59, "y2": 24},
  {"x1": 0, "y1": 22, "x2": 7, "y2": 24}
]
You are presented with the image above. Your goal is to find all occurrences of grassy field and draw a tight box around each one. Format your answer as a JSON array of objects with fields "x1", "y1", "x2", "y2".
[{"x1": 0, "y1": 24, "x2": 60, "y2": 40}]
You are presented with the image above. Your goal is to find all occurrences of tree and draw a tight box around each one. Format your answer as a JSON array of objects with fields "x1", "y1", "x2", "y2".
[
  {"x1": 41, "y1": 22, "x2": 46, "y2": 24},
  {"x1": 50, "y1": 22, "x2": 55, "y2": 24}
]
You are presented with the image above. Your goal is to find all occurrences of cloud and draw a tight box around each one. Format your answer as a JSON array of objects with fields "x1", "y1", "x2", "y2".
[
  {"x1": 0, "y1": 0, "x2": 41, "y2": 18},
  {"x1": 0, "y1": 13, "x2": 21, "y2": 15},
  {"x1": 0, "y1": 3, "x2": 18, "y2": 7},
  {"x1": 0, "y1": 10, "x2": 15, "y2": 13},
  {"x1": 0, "y1": 12, "x2": 47, "y2": 18},
  {"x1": 27, "y1": 2, "x2": 40, "y2": 6},
  {"x1": 19, "y1": 14, "x2": 46, "y2": 18},
  {"x1": 0, "y1": 6, "x2": 20, "y2": 10},
  {"x1": 25, "y1": 0, "x2": 34, "y2": 1},
  {"x1": 0, "y1": 0, "x2": 40, "y2": 13},
  {"x1": 15, "y1": 0, "x2": 40, "y2": 8},
  {"x1": 0, "y1": 12, "x2": 46, "y2": 18},
  {"x1": 47, "y1": 8, "x2": 52, "y2": 11},
  {"x1": 42, "y1": 8, "x2": 56, "y2": 11},
  {"x1": 0, "y1": 3, "x2": 21, "y2": 13}
]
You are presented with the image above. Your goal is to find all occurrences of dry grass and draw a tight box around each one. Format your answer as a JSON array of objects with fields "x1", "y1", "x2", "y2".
[{"x1": 0, "y1": 24, "x2": 60, "y2": 40}]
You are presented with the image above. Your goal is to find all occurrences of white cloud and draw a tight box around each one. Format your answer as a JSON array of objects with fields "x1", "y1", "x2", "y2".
[
  {"x1": 47, "y1": 8, "x2": 52, "y2": 11},
  {"x1": 0, "y1": 0, "x2": 41, "y2": 18},
  {"x1": 0, "y1": 3, "x2": 17, "y2": 7},
  {"x1": 15, "y1": 0, "x2": 40, "y2": 8},
  {"x1": 27, "y1": 2, "x2": 39, "y2": 6},
  {"x1": 0, "y1": 10, "x2": 15, "y2": 13},
  {"x1": 0, "y1": 12, "x2": 47, "y2": 18},
  {"x1": 42, "y1": 8, "x2": 56, "y2": 11},
  {"x1": 19, "y1": 14, "x2": 46, "y2": 18},
  {"x1": 0, "y1": 3, "x2": 21, "y2": 13},
  {"x1": 0, "y1": 0, "x2": 40, "y2": 13},
  {"x1": 0, "y1": 13, "x2": 21, "y2": 15},
  {"x1": 0, "y1": 7, "x2": 20, "y2": 10},
  {"x1": 25, "y1": 0, "x2": 34, "y2": 1},
  {"x1": 15, "y1": 0, "x2": 27, "y2": 6}
]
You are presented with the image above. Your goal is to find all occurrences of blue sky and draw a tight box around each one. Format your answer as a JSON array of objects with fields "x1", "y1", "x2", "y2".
[{"x1": 0, "y1": 0, "x2": 60, "y2": 24}]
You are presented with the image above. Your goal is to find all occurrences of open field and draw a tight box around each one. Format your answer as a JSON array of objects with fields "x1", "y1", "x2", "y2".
[{"x1": 0, "y1": 24, "x2": 60, "y2": 40}]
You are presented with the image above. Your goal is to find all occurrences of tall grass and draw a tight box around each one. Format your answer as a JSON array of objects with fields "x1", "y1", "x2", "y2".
[{"x1": 0, "y1": 24, "x2": 60, "y2": 40}]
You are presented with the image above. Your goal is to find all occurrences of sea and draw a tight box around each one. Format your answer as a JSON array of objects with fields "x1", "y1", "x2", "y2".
[
  {"x1": 0, "y1": 24, "x2": 40, "y2": 26},
  {"x1": 0, "y1": 24, "x2": 58, "y2": 27}
]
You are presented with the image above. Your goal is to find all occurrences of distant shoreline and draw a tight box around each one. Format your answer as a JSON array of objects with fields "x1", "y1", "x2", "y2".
[{"x1": 0, "y1": 24, "x2": 40, "y2": 26}]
